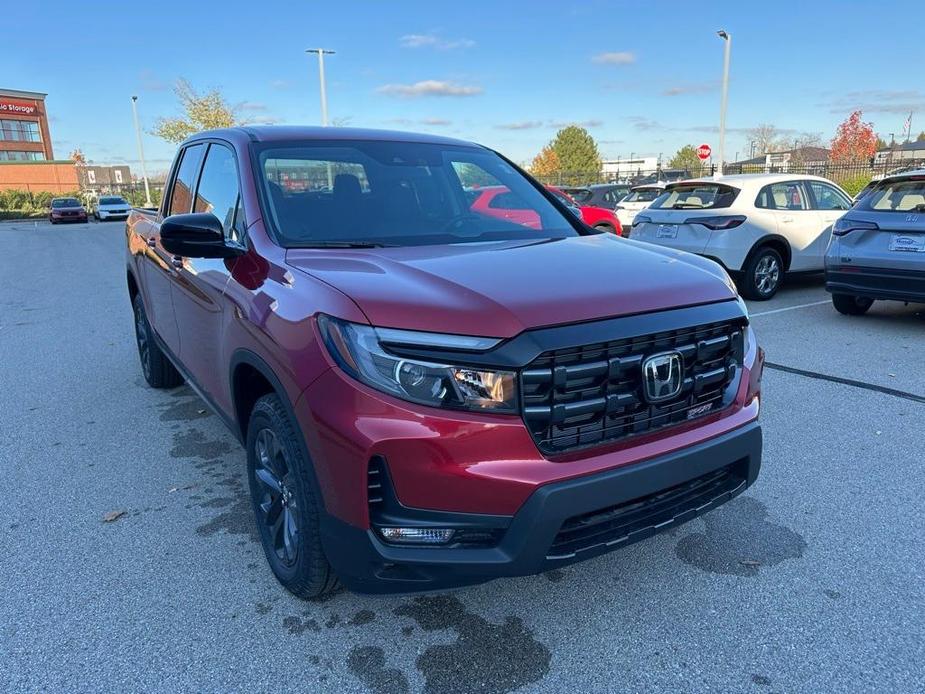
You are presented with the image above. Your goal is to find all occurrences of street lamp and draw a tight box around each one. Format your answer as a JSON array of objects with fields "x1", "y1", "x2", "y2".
[
  {"x1": 305, "y1": 48, "x2": 335, "y2": 126},
  {"x1": 130, "y1": 95, "x2": 152, "y2": 207},
  {"x1": 716, "y1": 30, "x2": 731, "y2": 177}
]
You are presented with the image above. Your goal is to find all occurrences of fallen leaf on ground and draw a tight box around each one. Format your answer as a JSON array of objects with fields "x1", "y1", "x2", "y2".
[{"x1": 102, "y1": 510, "x2": 127, "y2": 523}]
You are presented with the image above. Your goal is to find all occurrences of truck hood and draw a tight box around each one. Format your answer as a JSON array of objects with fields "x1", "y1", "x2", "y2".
[{"x1": 285, "y1": 235, "x2": 737, "y2": 338}]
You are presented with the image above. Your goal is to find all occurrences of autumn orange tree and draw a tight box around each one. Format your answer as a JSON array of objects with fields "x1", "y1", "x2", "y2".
[
  {"x1": 529, "y1": 145, "x2": 559, "y2": 177},
  {"x1": 830, "y1": 110, "x2": 877, "y2": 163}
]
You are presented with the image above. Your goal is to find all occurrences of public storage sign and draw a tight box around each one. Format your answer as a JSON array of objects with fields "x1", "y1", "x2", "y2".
[{"x1": 0, "y1": 99, "x2": 38, "y2": 116}]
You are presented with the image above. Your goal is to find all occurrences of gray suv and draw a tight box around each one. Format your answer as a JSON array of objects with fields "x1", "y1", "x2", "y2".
[{"x1": 825, "y1": 170, "x2": 925, "y2": 315}]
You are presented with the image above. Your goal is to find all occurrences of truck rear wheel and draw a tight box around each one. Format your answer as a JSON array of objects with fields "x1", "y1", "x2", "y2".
[
  {"x1": 832, "y1": 293, "x2": 873, "y2": 315},
  {"x1": 132, "y1": 294, "x2": 183, "y2": 388},
  {"x1": 246, "y1": 394, "x2": 339, "y2": 599}
]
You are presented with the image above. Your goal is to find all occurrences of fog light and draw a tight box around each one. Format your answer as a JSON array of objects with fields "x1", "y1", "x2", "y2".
[{"x1": 378, "y1": 527, "x2": 455, "y2": 544}]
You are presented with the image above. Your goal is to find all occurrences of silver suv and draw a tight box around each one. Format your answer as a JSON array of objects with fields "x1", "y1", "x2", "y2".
[{"x1": 825, "y1": 170, "x2": 925, "y2": 315}]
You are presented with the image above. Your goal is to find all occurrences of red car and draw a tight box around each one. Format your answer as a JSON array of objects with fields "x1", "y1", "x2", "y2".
[
  {"x1": 127, "y1": 127, "x2": 762, "y2": 597},
  {"x1": 49, "y1": 197, "x2": 88, "y2": 224},
  {"x1": 546, "y1": 185, "x2": 622, "y2": 235},
  {"x1": 468, "y1": 185, "x2": 622, "y2": 235}
]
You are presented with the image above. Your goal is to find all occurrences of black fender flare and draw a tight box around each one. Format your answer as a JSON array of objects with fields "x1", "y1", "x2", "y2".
[{"x1": 743, "y1": 234, "x2": 792, "y2": 272}]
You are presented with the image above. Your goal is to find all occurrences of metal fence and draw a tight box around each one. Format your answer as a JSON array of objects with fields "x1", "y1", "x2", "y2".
[{"x1": 532, "y1": 158, "x2": 925, "y2": 191}]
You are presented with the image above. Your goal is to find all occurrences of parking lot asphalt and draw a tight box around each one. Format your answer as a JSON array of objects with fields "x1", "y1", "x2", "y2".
[{"x1": 1, "y1": 220, "x2": 923, "y2": 693}]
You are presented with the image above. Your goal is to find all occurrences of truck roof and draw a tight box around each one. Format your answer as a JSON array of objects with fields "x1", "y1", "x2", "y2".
[{"x1": 184, "y1": 125, "x2": 485, "y2": 149}]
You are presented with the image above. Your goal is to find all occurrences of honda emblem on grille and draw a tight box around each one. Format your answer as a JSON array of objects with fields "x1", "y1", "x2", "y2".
[{"x1": 642, "y1": 351, "x2": 682, "y2": 403}]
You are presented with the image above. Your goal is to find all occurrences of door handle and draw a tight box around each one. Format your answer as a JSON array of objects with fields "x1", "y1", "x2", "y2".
[
  {"x1": 146, "y1": 237, "x2": 157, "y2": 248},
  {"x1": 170, "y1": 256, "x2": 184, "y2": 269}
]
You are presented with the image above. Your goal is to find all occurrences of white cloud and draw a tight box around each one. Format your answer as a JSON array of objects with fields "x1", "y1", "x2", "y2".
[
  {"x1": 400, "y1": 33, "x2": 475, "y2": 50},
  {"x1": 420, "y1": 118, "x2": 452, "y2": 126},
  {"x1": 495, "y1": 121, "x2": 544, "y2": 130},
  {"x1": 663, "y1": 81, "x2": 718, "y2": 96},
  {"x1": 549, "y1": 119, "x2": 603, "y2": 129},
  {"x1": 591, "y1": 52, "x2": 636, "y2": 65},
  {"x1": 269, "y1": 79, "x2": 292, "y2": 91},
  {"x1": 376, "y1": 80, "x2": 483, "y2": 98},
  {"x1": 238, "y1": 101, "x2": 268, "y2": 112}
]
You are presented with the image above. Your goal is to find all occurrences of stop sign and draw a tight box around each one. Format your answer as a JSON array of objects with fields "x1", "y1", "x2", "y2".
[{"x1": 696, "y1": 144, "x2": 712, "y2": 161}]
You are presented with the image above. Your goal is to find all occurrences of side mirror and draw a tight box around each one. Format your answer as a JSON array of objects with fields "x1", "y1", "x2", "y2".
[{"x1": 161, "y1": 213, "x2": 244, "y2": 259}]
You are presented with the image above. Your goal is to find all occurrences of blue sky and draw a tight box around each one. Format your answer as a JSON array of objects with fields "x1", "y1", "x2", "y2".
[{"x1": 8, "y1": 0, "x2": 924, "y2": 173}]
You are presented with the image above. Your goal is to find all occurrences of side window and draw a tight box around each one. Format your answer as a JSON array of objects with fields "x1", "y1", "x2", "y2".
[
  {"x1": 809, "y1": 181, "x2": 851, "y2": 211},
  {"x1": 759, "y1": 182, "x2": 810, "y2": 211},
  {"x1": 168, "y1": 144, "x2": 205, "y2": 216},
  {"x1": 194, "y1": 144, "x2": 243, "y2": 241}
]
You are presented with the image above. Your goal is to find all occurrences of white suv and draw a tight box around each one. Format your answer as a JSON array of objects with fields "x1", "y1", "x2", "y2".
[{"x1": 628, "y1": 174, "x2": 852, "y2": 299}]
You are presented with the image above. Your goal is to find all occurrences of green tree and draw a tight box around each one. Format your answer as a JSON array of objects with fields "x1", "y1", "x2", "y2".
[
  {"x1": 669, "y1": 145, "x2": 702, "y2": 172},
  {"x1": 549, "y1": 126, "x2": 601, "y2": 176},
  {"x1": 917, "y1": 131, "x2": 925, "y2": 142},
  {"x1": 152, "y1": 79, "x2": 242, "y2": 144}
]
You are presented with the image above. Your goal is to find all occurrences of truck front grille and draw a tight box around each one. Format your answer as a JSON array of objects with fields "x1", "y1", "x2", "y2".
[{"x1": 520, "y1": 318, "x2": 744, "y2": 455}]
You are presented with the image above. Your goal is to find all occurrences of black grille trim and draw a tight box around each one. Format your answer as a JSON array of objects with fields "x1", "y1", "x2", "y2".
[
  {"x1": 521, "y1": 318, "x2": 746, "y2": 454},
  {"x1": 547, "y1": 460, "x2": 748, "y2": 559}
]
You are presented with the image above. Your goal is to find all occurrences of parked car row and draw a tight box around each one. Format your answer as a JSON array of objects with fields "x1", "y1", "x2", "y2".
[{"x1": 47, "y1": 195, "x2": 132, "y2": 224}]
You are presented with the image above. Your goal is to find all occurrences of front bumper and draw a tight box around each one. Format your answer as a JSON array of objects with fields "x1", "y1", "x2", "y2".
[{"x1": 321, "y1": 420, "x2": 762, "y2": 593}]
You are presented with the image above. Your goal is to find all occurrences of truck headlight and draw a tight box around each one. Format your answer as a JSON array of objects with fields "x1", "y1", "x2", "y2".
[{"x1": 317, "y1": 315, "x2": 517, "y2": 413}]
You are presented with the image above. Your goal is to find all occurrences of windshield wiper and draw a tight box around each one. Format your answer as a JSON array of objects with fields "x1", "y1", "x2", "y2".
[{"x1": 294, "y1": 240, "x2": 397, "y2": 248}]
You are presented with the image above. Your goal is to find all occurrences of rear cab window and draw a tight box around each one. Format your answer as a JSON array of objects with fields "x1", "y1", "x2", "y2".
[
  {"x1": 623, "y1": 187, "x2": 662, "y2": 203},
  {"x1": 858, "y1": 177, "x2": 925, "y2": 212},
  {"x1": 650, "y1": 183, "x2": 739, "y2": 210}
]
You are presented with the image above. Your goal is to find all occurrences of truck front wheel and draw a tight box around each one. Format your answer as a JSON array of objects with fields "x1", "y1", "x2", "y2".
[{"x1": 246, "y1": 394, "x2": 339, "y2": 599}]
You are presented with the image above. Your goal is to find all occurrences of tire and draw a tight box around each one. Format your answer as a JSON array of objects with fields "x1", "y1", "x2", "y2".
[
  {"x1": 739, "y1": 246, "x2": 784, "y2": 300},
  {"x1": 132, "y1": 293, "x2": 183, "y2": 388},
  {"x1": 246, "y1": 394, "x2": 339, "y2": 599},
  {"x1": 832, "y1": 293, "x2": 873, "y2": 316}
]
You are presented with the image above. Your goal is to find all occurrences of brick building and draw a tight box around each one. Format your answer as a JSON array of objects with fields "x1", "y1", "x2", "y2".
[{"x1": 0, "y1": 88, "x2": 54, "y2": 161}]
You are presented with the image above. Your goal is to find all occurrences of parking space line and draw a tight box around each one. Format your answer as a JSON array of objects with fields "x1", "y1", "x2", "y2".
[
  {"x1": 765, "y1": 362, "x2": 925, "y2": 404},
  {"x1": 750, "y1": 300, "x2": 830, "y2": 317}
]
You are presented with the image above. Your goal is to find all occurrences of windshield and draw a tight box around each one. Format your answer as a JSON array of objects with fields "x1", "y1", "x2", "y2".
[
  {"x1": 256, "y1": 140, "x2": 580, "y2": 247},
  {"x1": 567, "y1": 188, "x2": 592, "y2": 203},
  {"x1": 52, "y1": 198, "x2": 80, "y2": 208},
  {"x1": 100, "y1": 197, "x2": 126, "y2": 205},
  {"x1": 650, "y1": 183, "x2": 739, "y2": 210},
  {"x1": 623, "y1": 188, "x2": 662, "y2": 203},
  {"x1": 859, "y1": 177, "x2": 925, "y2": 212}
]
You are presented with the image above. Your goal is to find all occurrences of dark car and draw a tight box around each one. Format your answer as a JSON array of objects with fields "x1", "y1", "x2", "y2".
[
  {"x1": 126, "y1": 126, "x2": 763, "y2": 597},
  {"x1": 565, "y1": 183, "x2": 632, "y2": 208},
  {"x1": 49, "y1": 197, "x2": 88, "y2": 224}
]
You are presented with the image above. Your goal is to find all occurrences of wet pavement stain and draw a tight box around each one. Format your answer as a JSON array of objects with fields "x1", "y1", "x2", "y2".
[
  {"x1": 751, "y1": 673, "x2": 772, "y2": 687},
  {"x1": 347, "y1": 646, "x2": 411, "y2": 694},
  {"x1": 283, "y1": 615, "x2": 322, "y2": 635},
  {"x1": 170, "y1": 429, "x2": 234, "y2": 461},
  {"x1": 675, "y1": 496, "x2": 807, "y2": 576},
  {"x1": 544, "y1": 569, "x2": 566, "y2": 583},
  {"x1": 393, "y1": 595, "x2": 551, "y2": 694},
  {"x1": 158, "y1": 392, "x2": 212, "y2": 422},
  {"x1": 823, "y1": 588, "x2": 843, "y2": 600},
  {"x1": 349, "y1": 609, "x2": 376, "y2": 626},
  {"x1": 194, "y1": 488, "x2": 258, "y2": 542}
]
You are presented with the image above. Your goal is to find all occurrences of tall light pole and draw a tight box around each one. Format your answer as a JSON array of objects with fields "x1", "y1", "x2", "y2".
[
  {"x1": 130, "y1": 96, "x2": 152, "y2": 207},
  {"x1": 306, "y1": 48, "x2": 335, "y2": 126},
  {"x1": 716, "y1": 30, "x2": 731, "y2": 177}
]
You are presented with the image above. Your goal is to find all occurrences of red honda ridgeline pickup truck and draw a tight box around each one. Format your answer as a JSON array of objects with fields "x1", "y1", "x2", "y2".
[{"x1": 126, "y1": 127, "x2": 764, "y2": 597}]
